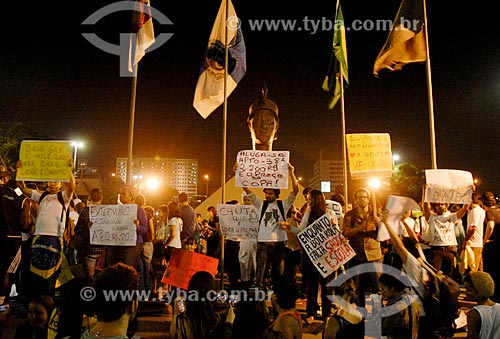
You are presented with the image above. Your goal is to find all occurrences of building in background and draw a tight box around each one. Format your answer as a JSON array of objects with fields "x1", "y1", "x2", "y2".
[
  {"x1": 116, "y1": 157, "x2": 199, "y2": 197},
  {"x1": 74, "y1": 158, "x2": 102, "y2": 201},
  {"x1": 308, "y1": 159, "x2": 344, "y2": 194}
]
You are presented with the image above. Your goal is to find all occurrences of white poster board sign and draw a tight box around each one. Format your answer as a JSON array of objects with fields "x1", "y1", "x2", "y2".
[
  {"x1": 217, "y1": 204, "x2": 259, "y2": 241},
  {"x1": 298, "y1": 213, "x2": 355, "y2": 278},
  {"x1": 424, "y1": 169, "x2": 473, "y2": 204},
  {"x1": 89, "y1": 204, "x2": 138, "y2": 246},
  {"x1": 235, "y1": 150, "x2": 289, "y2": 189},
  {"x1": 378, "y1": 195, "x2": 421, "y2": 242}
]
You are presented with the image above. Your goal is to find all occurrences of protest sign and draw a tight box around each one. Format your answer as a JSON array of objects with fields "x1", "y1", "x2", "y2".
[
  {"x1": 298, "y1": 213, "x2": 355, "y2": 278},
  {"x1": 89, "y1": 204, "x2": 138, "y2": 246},
  {"x1": 378, "y1": 195, "x2": 421, "y2": 242},
  {"x1": 162, "y1": 249, "x2": 219, "y2": 290},
  {"x1": 424, "y1": 169, "x2": 473, "y2": 204},
  {"x1": 235, "y1": 150, "x2": 289, "y2": 188},
  {"x1": 217, "y1": 204, "x2": 259, "y2": 240},
  {"x1": 346, "y1": 133, "x2": 392, "y2": 179},
  {"x1": 17, "y1": 140, "x2": 73, "y2": 182},
  {"x1": 326, "y1": 200, "x2": 343, "y2": 224}
]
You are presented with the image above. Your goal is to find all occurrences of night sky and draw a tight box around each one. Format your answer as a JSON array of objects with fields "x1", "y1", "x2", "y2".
[{"x1": 2, "y1": 0, "x2": 499, "y2": 195}]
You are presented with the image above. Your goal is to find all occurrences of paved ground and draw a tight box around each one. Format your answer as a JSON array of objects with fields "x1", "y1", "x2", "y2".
[{"x1": 1, "y1": 281, "x2": 472, "y2": 339}]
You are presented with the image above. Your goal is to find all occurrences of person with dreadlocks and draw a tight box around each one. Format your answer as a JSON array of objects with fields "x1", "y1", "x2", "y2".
[{"x1": 170, "y1": 271, "x2": 235, "y2": 339}]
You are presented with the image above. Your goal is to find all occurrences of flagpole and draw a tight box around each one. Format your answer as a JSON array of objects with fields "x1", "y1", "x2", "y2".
[
  {"x1": 423, "y1": 0, "x2": 437, "y2": 169},
  {"x1": 127, "y1": 66, "x2": 138, "y2": 185},
  {"x1": 339, "y1": 61, "x2": 349, "y2": 207},
  {"x1": 335, "y1": 0, "x2": 349, "y2": 206},
  {"x1": 219, "y1": 0, "x2": 229, "y2": 291}
]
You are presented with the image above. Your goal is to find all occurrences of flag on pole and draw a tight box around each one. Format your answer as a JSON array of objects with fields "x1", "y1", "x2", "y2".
[
  {"x1": 128, "y1": 0, "x2": 155, "y2": 74},
  {"x1": 193, "y1": 0, "x2": 246, "y2": 119},
  {"x1": 373, "y1": 0, "x2": 426, "y2": 76},
  {"x1": 322, "y1": 4, "x2": 348, "y2": 110}
]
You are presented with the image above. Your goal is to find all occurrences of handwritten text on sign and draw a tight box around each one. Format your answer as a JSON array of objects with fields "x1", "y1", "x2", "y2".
[
  {"x1": 235, "y1": 150, "x2": 289, "y2": 189},
  {"x1": 424, "y1": 169, "x2": 473, "y2": 204},
  {"x1": 217, "y1": 204, "x2": 259, "y2": 241},
  {"x1": 298, "y1": 213, "x2": 355, "y2": 278},
  {"x1": 17, "y1": 140, "x2": 72, "y2": 182},
  {"x1": 89, "y1": 204, "x2": 137, "y2": 246},
  {"x1": 346, "y1": 133, "x2": 392, "y2": 179}
]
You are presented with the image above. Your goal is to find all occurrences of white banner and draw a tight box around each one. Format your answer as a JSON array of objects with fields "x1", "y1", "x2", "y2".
[
  {"x1": 235, "y1": 150, "x2": 289, "y2": 189},
  {"x1": 216, "y1": 204, "x2": 259, "y2": 241},
  {"x1": 89, "y1": 204, "x2": 138, "y2": 246},
  {"x1": 298, "y1": 213, "x2": 355, "y2": 278},
  {"x1": 424, "y1": 169, "x2": 473, "y2": 204},
  {"x1": 378, "y1": 195, "x2": 421, "y2": 242}
]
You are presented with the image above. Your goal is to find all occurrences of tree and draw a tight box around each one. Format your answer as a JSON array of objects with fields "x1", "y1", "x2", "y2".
[
  {"x1": 389, "y1": 162, "x2": 425, "y2": 202},
  {"x1": 0, "y1": 121, "x2": 49, "y2": 169}
]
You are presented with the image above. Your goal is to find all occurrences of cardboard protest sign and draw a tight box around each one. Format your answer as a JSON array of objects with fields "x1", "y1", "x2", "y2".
[
  {"x1": 298, "y1": 213, "x2": 355, "y2": 278},
  {"x1": 235, "y1": 150, "x2": 289, "y2": 189},
  {"x1": 346, "y1": 133, "x2": 393, "y2": 179},
  {"x1": 217, "y1": 204, "x2": 259, "y2": 241},
  {"x1": 162, "y1": 249, "x2": 219, "y2": 290},
  {"x1": 17, "y1": 140, "x2": 73, "y2": 182},
  {"x1": 89, "y1": 204, "x2": 138, "y2": 246},
  {"x1": 424, "y1": 169, "x2": 473, "y2": 204}
]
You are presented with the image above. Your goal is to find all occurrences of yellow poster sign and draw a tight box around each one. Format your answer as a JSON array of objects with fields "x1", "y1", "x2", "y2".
[
  {"x1": 17, "y1": 140, "x2": 72, "y2": 182},
  {"x1": 346, "y1": 133, "x2": 393, "y2": 179}
]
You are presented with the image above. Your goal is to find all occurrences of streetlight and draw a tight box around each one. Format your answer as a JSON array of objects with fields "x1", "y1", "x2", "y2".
[
  {"x1": 146, "y1": 177, "x2": 160, "y2": 191},
  {"x1": 71, "y1": 141, "x2": 84, "y2": 171},
  {"x1": 369, "y1": 178, "x2": 381, "y2": 217},
  {"x1": 392, "y1": 153, "x2": 401, "y2": 166},
  {"x1": 204, "y1": 174, "x2": 209, "y2": 196}
]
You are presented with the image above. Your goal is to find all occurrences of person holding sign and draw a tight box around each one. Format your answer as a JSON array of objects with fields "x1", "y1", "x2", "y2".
[
  {"x1": 106, "y1": 185, "x2": 148, "y2": 270},
  {"x1": 342, "y1": 187, "x2": 382, "y2": 308},
  {"x1": 281, "y1": 189, "x2": 338, "y2": 324},
  {"x1": 242, "y1": 163, "x2": 299, "y2": 290},
  {"x1": 421, "y1": 184, "x2": 469, "y2": 277},
  {"x1": 247, "y1": 84, "x2": 279, "y2": 152},
  {"x1": 16, "y1": 158, "x2": 75, "y2": 299}
]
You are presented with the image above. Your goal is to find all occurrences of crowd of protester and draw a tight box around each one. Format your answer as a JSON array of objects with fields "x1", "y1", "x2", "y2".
[
  {"x1": 2, "y1": 92, "x2": 500, "y2": 339},
  {"x1": 2, "y1": 158, "x2": 500, "y2": 339}
]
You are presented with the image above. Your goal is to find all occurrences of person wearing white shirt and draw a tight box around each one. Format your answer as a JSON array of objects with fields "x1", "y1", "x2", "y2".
[{"x1": 462, "y1": 192, "x2": 486, "y2": 273}]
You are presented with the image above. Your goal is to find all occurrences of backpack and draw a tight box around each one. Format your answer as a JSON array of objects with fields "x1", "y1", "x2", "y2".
[
  {"x1": 417, "y1": 258, "x2": 460, "y2": 339},
  {"x1": 259, "y1": 200, "x2": 287, "y2": 224}
]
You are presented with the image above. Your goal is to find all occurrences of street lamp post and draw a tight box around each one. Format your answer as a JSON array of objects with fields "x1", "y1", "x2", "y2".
[
  {"x1": 71, "y1": 141, "x2": 84, "y2": 172},
  {"x1": 204, "y1": 174, "x2": 209, "y2": 196},
  {"x1": 392, "y1": 153, "x2": 401, "y2": 165},
  {"x1": 369, "y1": 178, "x2": 381, "y2": 218}
]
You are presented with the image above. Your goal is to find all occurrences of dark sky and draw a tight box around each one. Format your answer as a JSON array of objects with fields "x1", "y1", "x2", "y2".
[{"x1": 2, "y1": 0, "x2": 500, "y2": 194}]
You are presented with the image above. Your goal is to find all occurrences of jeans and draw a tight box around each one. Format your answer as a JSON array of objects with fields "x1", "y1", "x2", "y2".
[
  {"x1": 256, "y1": 241, "x2": 285, "y2": 290},
  {"x1": 82, "y1": 252, "x2": 102, "y2": 279},
  {"x1": 303, "y1": 253, "x2": 333, "y2": 319},
  {"x1": 106, "y1": 245, "x2": 141, "y2": 267},
  {"x1": 141, "y1": 242, "x2": 154, "y2": 292}
]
